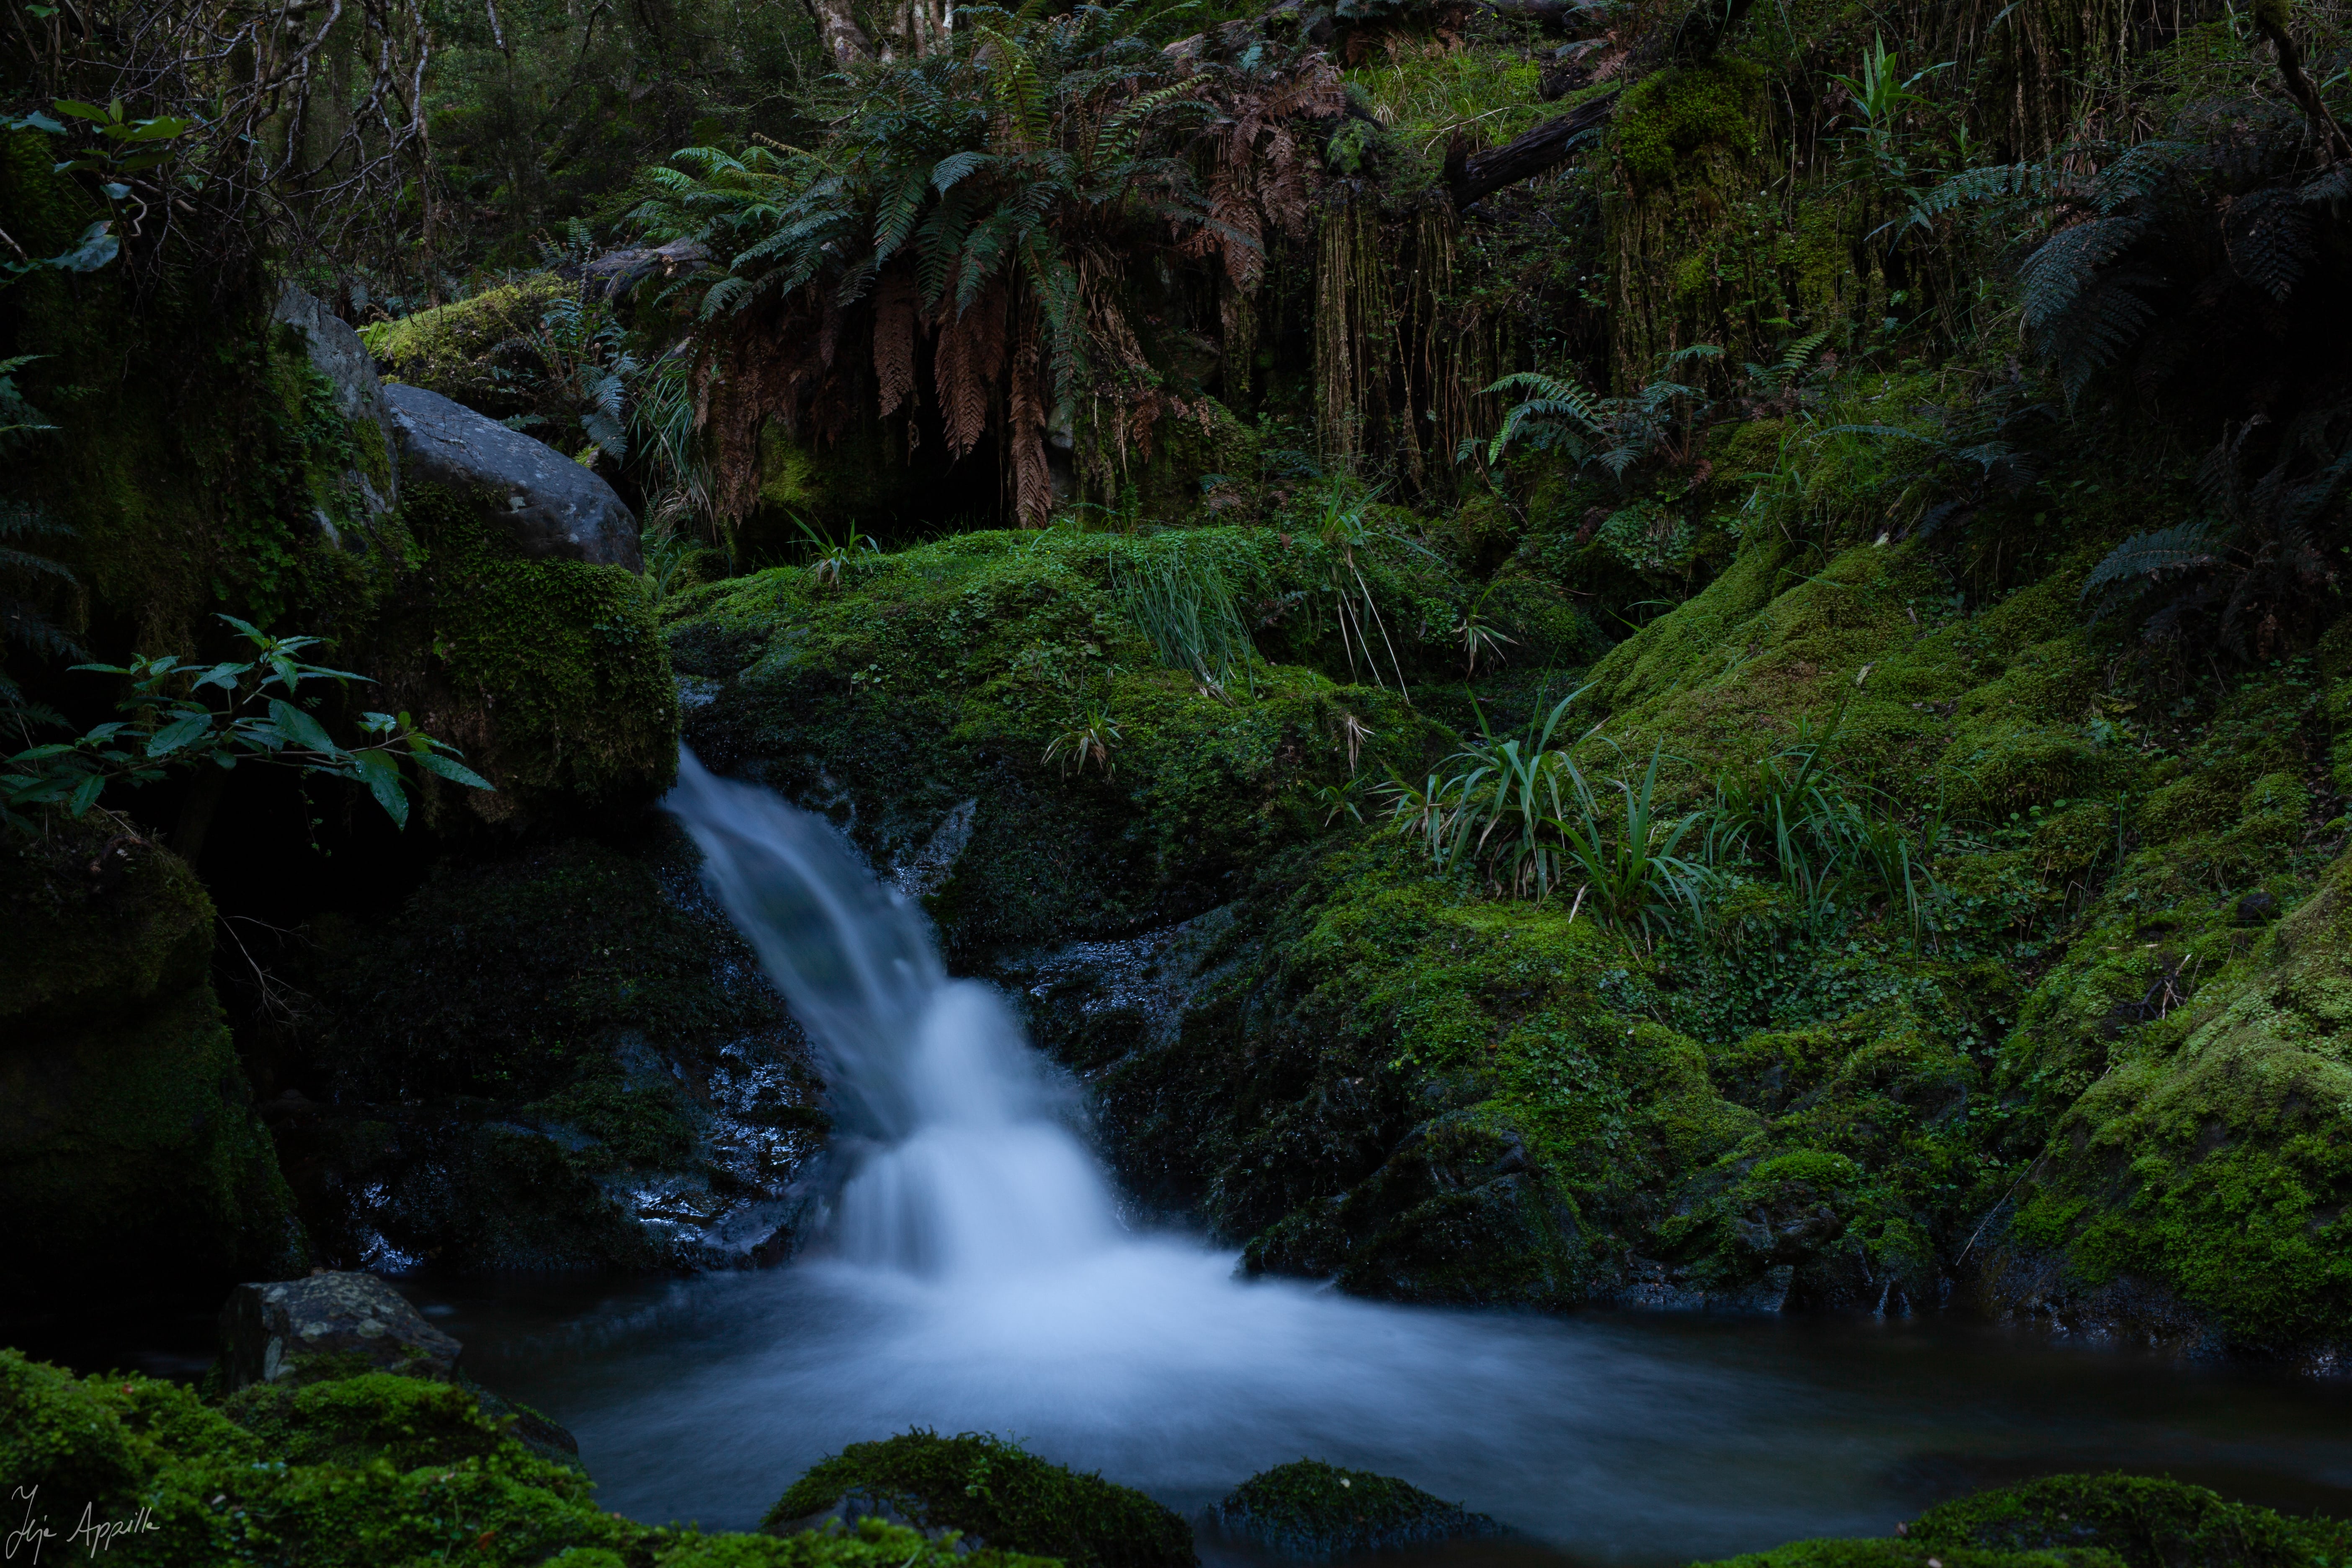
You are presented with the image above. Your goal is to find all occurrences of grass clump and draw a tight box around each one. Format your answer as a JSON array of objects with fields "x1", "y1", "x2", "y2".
[
  {"x1": 764, "y1": 1430, "x2": 1195, "y2": 1568},
  {"x1": 1214, "y1": 1459, "x2": 1501, "y2": 1558}
]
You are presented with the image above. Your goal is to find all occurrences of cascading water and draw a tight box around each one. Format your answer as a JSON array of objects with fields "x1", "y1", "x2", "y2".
[
  {"x1": 445, "y1": 753, "x2": 2352, "y2": 1565},
  {"x1": 667, "y1": 752, "x2": 1118, "y2": 1277}
]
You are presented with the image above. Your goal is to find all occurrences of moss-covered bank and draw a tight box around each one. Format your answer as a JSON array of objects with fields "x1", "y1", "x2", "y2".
[{"x1": 0, "y1": 1349, "x2": 1057, "y2": 1568}]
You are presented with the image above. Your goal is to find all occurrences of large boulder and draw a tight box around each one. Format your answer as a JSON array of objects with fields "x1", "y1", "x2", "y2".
[
  {"x1": 217, "y1": 1271, "x2": 459, "y2": 1393},
  {"x1": 384, "y1": 382, "x2": 642, "y2": 569},
  {"x1": 273, "y1": 285, "x2": 399, "y2": 521}
]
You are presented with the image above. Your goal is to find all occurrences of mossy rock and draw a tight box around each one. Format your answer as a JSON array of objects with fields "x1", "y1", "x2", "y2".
[
  {"x1": 0, "y1": 828, "x2": 302, "y2": 1318},
  {"x1": 1693, "y1": 1544, "x2": 2119, "y2": 1567},
  {"x1": 0, "y1": 135, "x2": 417, "y2": 663},
  {"x1": 1908, "y1": 1473, "x2": 2352, "y2": 1568},
  {"x1": 665, "y1": 526, "x2": 1452, "y2": 960},
  {"x1": 1215, "y1": 1459, "x2": 1501, "y2": 1558},
  {"x1": 0, "y1": 1350, "x2": 629, "y2": 1567},
  {"x1": 765, "y1": 1431, "x2": 1195, "y2": 1568},
  {"x1": 364, "y1": 481, "x2": 678, "y2": 827},
  {"x1": 1994, "y1": 846, "x2": 2352, "y2": 1353},
  {"x1": 221, "y1": 1372, "x2": 520, "y2": 1473},
  {"x1": 1614, "y1": 57, "x2": 1765, "y2": 190},
  {"x1": 360, "y1": 274, "x2": 576, "y2": 417}
]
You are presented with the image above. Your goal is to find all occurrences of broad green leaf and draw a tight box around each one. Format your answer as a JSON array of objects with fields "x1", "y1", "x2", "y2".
[
  {"x1": 146, "y1": 712, "x2": 214, "y2": 756},
  {"x1": 67, "y1": 772, "x2": 104, "y2": 816},
  {"x1": 268, "y1": 698, "x2": 341, "y2": 757},
  {"x1": 47, "y1": 222, "x2": 117, "y2": 272},
  {"x1": 416, "y1": 752, "x2": 495, "y2": 790},
  {"x1": 354, "y1": 751, "x2": 409, "y2": 827}
]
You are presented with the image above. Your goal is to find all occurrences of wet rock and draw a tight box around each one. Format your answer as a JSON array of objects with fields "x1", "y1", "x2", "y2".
[
  {"x1": 217, "y1": 1271, "x2": 459, "y2": 1393},
  {"x1": 1215, "y1": 1460, "x2": 1503, "y2": 1559},
  {"x1": 275, "y1": 835, "x2": 824, "y2": 1274},
  {"x1": 384, "y1": 383, "x2": 642, "y2": 569},
  {"x1": 2235, "y1": 888, "x2": 2279, "y2": 924}
]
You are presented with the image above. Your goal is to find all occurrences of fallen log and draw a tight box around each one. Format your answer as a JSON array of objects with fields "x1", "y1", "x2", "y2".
[{"x1": 1443, "y1": 88, "x2": 1620, "y2": 211}]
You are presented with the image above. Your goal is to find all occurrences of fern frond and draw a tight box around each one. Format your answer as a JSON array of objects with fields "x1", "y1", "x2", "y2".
[{"x1": 2081, "y1": 522, "x2": 2217, "y2": 597}]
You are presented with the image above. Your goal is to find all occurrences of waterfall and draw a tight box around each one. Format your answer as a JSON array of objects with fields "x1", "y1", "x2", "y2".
[{"x1": 665, "y1": 751, "x2": 1121, "y2": 1276}]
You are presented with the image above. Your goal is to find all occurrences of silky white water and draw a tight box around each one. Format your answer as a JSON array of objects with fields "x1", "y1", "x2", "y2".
[{"x1": 536, "y1": 753, "x2": 2352, "y2": 1564}]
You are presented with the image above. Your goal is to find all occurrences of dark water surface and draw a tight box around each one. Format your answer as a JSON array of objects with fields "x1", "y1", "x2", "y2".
[{"x1": 400, "y1": 1256, "x2": 2352, "y2": 1568}]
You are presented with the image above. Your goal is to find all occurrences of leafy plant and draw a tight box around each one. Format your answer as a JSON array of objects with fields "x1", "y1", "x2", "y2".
[
  {"x1": 1700, "y1": 718, "x2": 1948, "y2": 945},
  {"x1": 1452, "y1": 584, "x2": 1517, "y2": 676},
  {"x1": 1550, "y1": 743, "x2": 1710, "y2": 947},
  {"x1": 1828, "y1": 35, "x2": 1946, "y2": 175},
  {"x1": 2, "y1": 617, "x2": 490, "y2": 834},
  {"x1": 1308, "y1": 487, "x2": 1413, "y2": 700},
  {"x1": 1385, "y1": 690, "x2": 1706, "y2": 942},
  {"x1": 2081, "y1": 411, "x2": 2352, "y2": 657},
  {"x1": 1043, "y1": 703, "x2": 1121, "y2": 777},
  {"x1": 2007, "y1": 101, "x2": 2352, "y2": 410},
  {"x1": 1473, "y1": 347, "x2": 1721, "y2": 483},
  {"x1": 795, "y1": 515, "x2": 880, "y2": 590}
]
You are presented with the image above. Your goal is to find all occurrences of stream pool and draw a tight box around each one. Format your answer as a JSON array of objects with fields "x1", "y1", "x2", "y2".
[{"x1": 408, "y1": 1251, "x2": 2352, "y2": 1568}]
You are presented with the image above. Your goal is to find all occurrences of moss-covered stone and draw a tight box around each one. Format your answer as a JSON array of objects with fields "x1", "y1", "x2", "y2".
[
  {"x1": 1992, "y1": 847, "x2": 2352, "y2": 1354},
  {"x1": 359, "y1": 274, "x2": 577, "y2": 417},
  {"x1": 1214, "y1": 1459, "x2": 1500, "y2": 1558},
  {"x1": 0, "y1": 828, "x2": 302, "y2": 1320},
  {"x1": 1906, "y1": 1473, "x2": 2352, "y2": 1568},
  {"x1": 366, "y1": 481, "x2": 678, "y2": 827},
  {"x1": 666, "y1": 526, "x2": 1455, "y2": 961},
  {"x1": 766, "y1": 1431, "x2": 1195, "y2": 1568}
]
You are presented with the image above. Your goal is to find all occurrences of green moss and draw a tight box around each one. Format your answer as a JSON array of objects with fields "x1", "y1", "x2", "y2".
[
  {"x1": 2002, "y1": 848, "x2": 2352, "y2": 1347},
  {"x1": 373, "y1": 482, "x2": 678, "y2": 824},
  {"x1": 1694, "y1": 1545, "x2": 2117, "y2": 1568},
  {"x1": 1909, "y1": 1473, "x2": 2352, "y2": 1568},
  {"x1": 1614, "y1": 59, "x2": 1766, "y2": 189},
  {"x1": 221, "y1": 1374, "x2": 517, "y2": 1472},
  {"x1": 668, "y1": 526, "x2": 1452, "y2": 957},
  {"x1": 3, "y1": 828, "x2": 215, "y2": 1026},
  {"x1": 1215, "y1": 1459, "x2": 1498, "y2": 1557},
  {"x1": 3, "y1": 1351, "x2": 1060, "y2": 1568},
  {"x1": 360, "y1": 274, "x2": 575, "y2": 415},
  {"x1": 766, "y1": 1431, "x2": 1194, "y2": 1568},
  {"x1": 651, "y1": 1519, "x2": 1057, "y2": 1568}
]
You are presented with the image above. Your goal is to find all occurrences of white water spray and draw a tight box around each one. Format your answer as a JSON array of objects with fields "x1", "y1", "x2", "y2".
[{"x1": 667, "y1": 752, "x2": 1122, "y2": 1277}]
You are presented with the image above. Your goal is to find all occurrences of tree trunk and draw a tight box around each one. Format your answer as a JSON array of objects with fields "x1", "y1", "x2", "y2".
[{"x1": 805, "y1": 0, "x2": 874, "y2": 66}]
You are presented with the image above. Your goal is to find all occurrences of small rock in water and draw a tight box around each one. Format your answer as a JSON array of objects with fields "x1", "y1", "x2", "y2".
[
  {"x1": 217, "y1": 1271, "x2": 460, "y2": 1393},
  {"x1": 1215, "y1": 1459, "x2": 1504, "y2": 1559}
]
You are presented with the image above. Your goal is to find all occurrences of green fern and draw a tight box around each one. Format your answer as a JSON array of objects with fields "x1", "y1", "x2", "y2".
[{"x1": 2080, "y1": 522, "x2": 2218, "y2": 598}]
